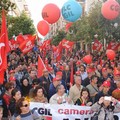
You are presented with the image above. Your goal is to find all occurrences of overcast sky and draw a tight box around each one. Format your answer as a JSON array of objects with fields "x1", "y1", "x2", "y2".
[{"x1": 26, "y1": 0, "x2": 68, "y2": 33}]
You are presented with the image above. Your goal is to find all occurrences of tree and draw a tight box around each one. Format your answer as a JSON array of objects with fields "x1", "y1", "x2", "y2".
[
  {"x1": 0, "y1": 0, "x2": 16, "y2": 13},
  {"x1": 8, "y1": 12, "x2": 36, "y2": 39},
  {"x1": 66, "y1": 1, "x2": 120, "y2": 43},
  {"x1": 52, "y1": 30, "x2": 66, "y2": 45}
]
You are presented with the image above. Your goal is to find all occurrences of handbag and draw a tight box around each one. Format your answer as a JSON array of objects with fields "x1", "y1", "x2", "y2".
[{"x1": 91, "y1": 108, "x2": 101, "y2": 120}]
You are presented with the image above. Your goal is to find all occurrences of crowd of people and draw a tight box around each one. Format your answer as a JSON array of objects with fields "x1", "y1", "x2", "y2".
[{"x1": 0, "y1": 45, "x2": 120, "y2": 120}]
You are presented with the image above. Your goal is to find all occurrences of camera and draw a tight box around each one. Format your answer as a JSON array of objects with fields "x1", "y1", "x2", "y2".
[{"x1": 104, "y1": 96, "x2": 111, "y2": 101}]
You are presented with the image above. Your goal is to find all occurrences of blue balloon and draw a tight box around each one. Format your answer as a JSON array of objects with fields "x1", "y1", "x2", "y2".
[{"x1": 61, "y1": 1, "x2": 82, "y2": 22}]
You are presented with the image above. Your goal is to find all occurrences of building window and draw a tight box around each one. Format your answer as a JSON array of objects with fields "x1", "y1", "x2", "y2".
[{"x1": 24, "y1": 5, "x2": 28, "y2": 11}]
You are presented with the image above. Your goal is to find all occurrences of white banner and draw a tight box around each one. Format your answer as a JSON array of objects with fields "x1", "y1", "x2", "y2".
[{"x1": 30, "y1": 102, "x2": 120, "y2": 120}]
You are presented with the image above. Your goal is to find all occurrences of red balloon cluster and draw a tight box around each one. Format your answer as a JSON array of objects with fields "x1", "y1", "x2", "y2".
[
  {"x1": 37, "y1": 3, "x2": 61, "y2": 36},
  {"x1": 106, "y1": 49, "x2": 116, "y2": 60},
  {"x1": 37, "y1": 20, "x2": 49, "y2": 36},
  {"x1": 101, "y1": 0, "x2": 120, "y2": 20},
  {"x1": 83, "y1": 55, "x2": 92, "y2": 64}
]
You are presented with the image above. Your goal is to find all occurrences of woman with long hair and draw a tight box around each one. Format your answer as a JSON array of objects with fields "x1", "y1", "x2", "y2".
[
  {"x1": 9, "y1": 88, "x2": 21, "y2": 116},
  {"x1": 20, "y1": 78, "x2": 32, "y2": 97},
  {"x1": 75, "y1": 87, "x2": 92, "y2": 106}
]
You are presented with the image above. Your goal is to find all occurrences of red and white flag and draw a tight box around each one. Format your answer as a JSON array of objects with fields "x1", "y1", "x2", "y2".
[
  {"x1": 40, "y1": 39, "x2": 52, "y2": 50},
  {"x1": 107, "y1": 41, "x2": 119, "y2": 51},
  {"x1": 19, "y1": 35, "x2": 36, "y2": 54},
  {"x1": 92, "y1": 40, "x2": 102, "y2": 51},
  {"x1": 37, "y1": 56, "x2": 46, "y2": 78},
  {"x1": 0, "y1": 9, "x2": 10, "y2": 83},
  {"x1": 9, "y1": 38, "x2": 19, "y2": 51},
  {"x1": 61, "y1": 39, "x2": 74, "y2": 50}
]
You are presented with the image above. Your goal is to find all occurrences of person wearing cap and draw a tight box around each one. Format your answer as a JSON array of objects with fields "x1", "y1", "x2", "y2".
[
  {"x1": 97, "y1": 68, "x2": 108, "y2": 87},
  {"x1": 75, "y1": 60, "x2": 81, "y2": 71},
  {"x1": 9, "y1": 70, "x2": 15, "y2": 76},
  {"x1": 48, "y1": 77, "x2": 61, "y2": 99},
  {"x1": 56, "y1": 71, "x2": 67, "y2": 92},
  {"x1": 48, "y1": 67, "x2": 55, "y2": 81},
  {"x1": 69, "y1": 75, "x2": 83, "y2": 104},
  {"x1": 9, "y1": 76, "x2": 21, "y2": 91},
  {"x1": 82, "y1": 68, "x2": 95, "y2": 87},
  {"x1": 94, "y1": 80, "x2": 111, "y2": 103},
  {"x1": 75, "y1": 71, "x2": 81, "y2": 76}
]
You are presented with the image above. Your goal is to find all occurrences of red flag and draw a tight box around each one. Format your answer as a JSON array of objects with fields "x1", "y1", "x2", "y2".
[
  {"x1": 70, "y1": 62, "x2": 74, "y2": 85},
  {"x1": 16, "y1": 34, "x2": 34, "y2": 45},
  {"x1": 92, "y1": 40, "x2": 102, "y2": 51},
  {"x1": 9, "y1": 38, "x2": 19, "y2": 51},
  {"x1": 0, "y1": 9, "x2": 10, "y2": 53},
  {"x1": 16, "y1": 34, "x2": 25, "y2": 44},
  {"x1": 40, "y1": 39, "x2": 51, "y2": 50},
  {"x1": 65, "y1": 22, "x2": 73, "y2": 32},
  {"x1": 0, "y1": 69, "x2": 5, "y2": 84},
  {"x1": 53, "y1": 43, "x2": 62, "y2": 62},
  {"x1": 0, "y1": 9, "x2": 9, "y2": 70},
  {"x1": 0, "y1": 9, "x2": 9, "y2": 83},
  {"x1": 19, "y1": 35, "x2": 36, "y2": 54},
  {"x1": 107, "y1": 41, "x2": 119, "y2": 51},
  {"x1": 61, "y1": 39, "x2": 74, "y2": 49},
  {"x1": 55, "y1": 47, "x2": 61, "y2": 61},
  {"x1": 37, "y1": 56, "x2": 46, "y2": 78}
]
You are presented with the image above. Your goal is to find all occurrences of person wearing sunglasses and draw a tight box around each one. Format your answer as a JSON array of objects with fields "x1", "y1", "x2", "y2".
[{"x1": 13, "y1": 97, "x2": 41, "y2": 120}]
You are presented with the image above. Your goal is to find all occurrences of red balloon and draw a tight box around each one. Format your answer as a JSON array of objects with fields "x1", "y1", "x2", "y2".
[
  {"x1": 42, "y1": 3, "x2": 61, "y2": 24},
  {"x1": 83, "y1": 55, "x2": 92, "y2": 64},
  {"x1": 106, "y1": 49, "x2": 116, "y2": 60},
  {"x1": 101, "y1": 0, "x2": 120, "y2": 20},
  {"x1": 37, "y1": 20, "x2": 49, "y2": 36}
]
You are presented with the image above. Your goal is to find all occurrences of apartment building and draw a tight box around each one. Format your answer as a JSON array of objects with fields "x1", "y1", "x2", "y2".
[
  {"x1": 9, "y1": 0, "x2": 30, "y2": 17},
  {"x1": 85, "y1": 0, "x2": 103, "y2": 13}
]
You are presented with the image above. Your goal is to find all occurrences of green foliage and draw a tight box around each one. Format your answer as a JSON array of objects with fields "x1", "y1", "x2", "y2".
[
  {"x1": 0, "y1": 0, "x2": 16, "y2": 13},
  {"x1": 8, "y1": 12, "x2": 36, "y2": 39},
  {"x1": 52, "y1": 30, "x2": 66, "y2": 45},
  {"x1": 66, "y1": 1, "x2": 120, "y2": 43}
]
